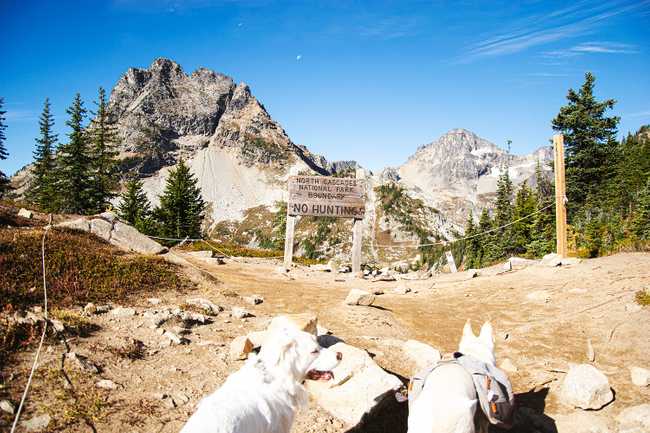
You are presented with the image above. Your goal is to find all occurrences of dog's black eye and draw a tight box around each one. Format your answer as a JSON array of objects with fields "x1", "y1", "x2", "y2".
[{"x1": 311, "y1": 349, "x2": 319, "y2": 354}]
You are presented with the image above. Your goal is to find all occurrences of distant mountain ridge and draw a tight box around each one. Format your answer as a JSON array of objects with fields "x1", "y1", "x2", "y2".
[{"x1": 11, "y1": 58, "x2": 552, "y2": 247}]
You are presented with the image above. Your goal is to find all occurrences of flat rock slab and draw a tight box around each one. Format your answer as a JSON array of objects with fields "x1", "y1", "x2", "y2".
[
  {"x1": 559, "y1": 363, "x2": 613, "y2": 410},
  {"x1": 344, "y1": 289, "x2": 375, "y2": 306},
  {"x1": 21, "y1": 414, "x2": 51, "y2": 432},
  {"x1": 402, "y1": 340, "x2": 441, "y2": 373},
  {"x1": 305, "y1": 342, "x2": 402, "y2": 428},
  {"x1": 553, "y1": 411, "x2": 614, "y2": 433}
]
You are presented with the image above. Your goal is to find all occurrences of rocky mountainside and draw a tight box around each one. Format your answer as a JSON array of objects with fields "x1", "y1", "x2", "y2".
[
  {"x1": 394, "y1": 128, "x2": 552, "y2": 226},
  {"x1": 11, "y1": 58, "x2": 552, "y2": 258}
]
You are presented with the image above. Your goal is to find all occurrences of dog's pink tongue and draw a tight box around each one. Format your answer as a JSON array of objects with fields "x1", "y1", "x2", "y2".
[{"x1": 306, "y1": 370, "x2": 334, "y2": 381}]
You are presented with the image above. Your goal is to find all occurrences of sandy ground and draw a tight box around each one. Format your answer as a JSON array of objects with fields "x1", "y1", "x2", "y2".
[{"x1": 2, "y1": 251, "x2": 649, "y2": 433}]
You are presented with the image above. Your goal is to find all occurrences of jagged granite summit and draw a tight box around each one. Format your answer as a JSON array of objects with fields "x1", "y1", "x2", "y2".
[{"x1": 396, "y1": 128, "x2": 552, "y2": 225}]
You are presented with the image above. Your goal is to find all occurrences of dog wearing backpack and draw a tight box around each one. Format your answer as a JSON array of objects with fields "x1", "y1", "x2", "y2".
[{"x1": 407, "y1": 321, "x2": 515, "y2": 433}]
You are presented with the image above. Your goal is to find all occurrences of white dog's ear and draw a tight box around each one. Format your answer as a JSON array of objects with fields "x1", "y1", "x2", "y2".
[
  {"x1": 462, "y1": 320, "x2": 475, "y2": 338},
  {"x1": 479, "y1": 321, "x2": 494, "y2": 346}
]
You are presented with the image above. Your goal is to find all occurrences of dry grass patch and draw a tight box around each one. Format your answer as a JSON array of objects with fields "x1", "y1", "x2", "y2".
[{"x1": 635, "y1": 288, "x2": 650, "y2": 306}]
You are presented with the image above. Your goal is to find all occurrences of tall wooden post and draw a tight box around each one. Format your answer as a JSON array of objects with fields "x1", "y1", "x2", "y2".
[
  {"x1": 553, "y1": 134, "x2": 568, "y2": 258},
  {"x1": 283, "y1": 214, "x2": 296, "y2": 270},
  {"x1": 351, "y1": 168, "x2": 365, "y2": 275}
]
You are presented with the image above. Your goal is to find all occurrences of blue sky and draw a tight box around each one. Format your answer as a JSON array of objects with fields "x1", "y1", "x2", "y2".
[{"x1": 1, "y1": 0, "x2": 649, "y2": 175}]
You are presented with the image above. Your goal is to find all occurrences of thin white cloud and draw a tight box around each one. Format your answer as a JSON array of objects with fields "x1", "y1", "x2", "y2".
[
  {"x1": 543, "y1": 41, "x2": 638, "y2": 58},
  {"x1": 526, "y1": 72, "x2": 570, "y2": 77},
  {"x1": 457, "y1": 0, "x2": 649, "y2": 63}
]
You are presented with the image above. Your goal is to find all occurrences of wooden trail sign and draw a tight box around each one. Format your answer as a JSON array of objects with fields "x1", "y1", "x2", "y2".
[
  {"x1": 283, "y1": 172, "x2": 367, "y2": 273},
  {"x1": 287, "y1": 175, "x2": 366, "y2": 218}
]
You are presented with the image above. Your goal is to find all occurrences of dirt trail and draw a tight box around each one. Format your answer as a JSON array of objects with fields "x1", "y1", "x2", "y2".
[{"x1": 2, "y1": 252, "x2": 649, "y2": 433}]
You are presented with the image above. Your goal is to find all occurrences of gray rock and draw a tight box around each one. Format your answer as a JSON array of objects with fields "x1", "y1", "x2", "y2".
[
  {"x1": 559, "y1": 364, "x2": 613, "y2": 410},
  {"x1": 111, "y1": 307, "x2": 136, "y2": 317},
  {"x1": 83, "y1": 302, "x2": 97, "y2": 314},
  {"x1": 392, "y1": 285, "x2": 411, "y2": 295},
  {"x1": 65, "y1": 352, "x2": 99, "y2": 374},
  {"x1": 630, "y1": 366, "x2": 650, "y2": 387},
  {"x1": 402, "y1": 340, "x2": 441, "y2": 372},
  {"x1": 185, "y1": 298, "x2": 222, "y2": 315},
  {"x1": 231, "y1": 307, "x2": 252, "y2": 319},
  {"x1": 56, "y1": 218, "x2": 90, "y2": 232},
  {"x1": 96, "y1": 379, "x2": 117, "y2": 390},
  {"x1": 616, "y1": 404, "x2": 650, "y2": 433},
  {"x1": 50, "y1": 319, "x2": 65, "y2": 333},
  {"x1": 21, "y1": 414, "x2": 51, "y2": 432},
  {"x1": 90, "y1": 218, "x2": 113, "y2": 241},
  {"x1": 17, "y1": 208, "x2": 33, "y2": 219},
  {"x1": 0, "y1": 399, "x2": 15, "y2": 415},
  {"x1": 163, "y1": 331, "x2": 187, "y2": 345},
  {"x1": 243, "y1": 294, "x2": 264, "y2": 305},
  {"x1": 148, "y1": 298, "x2": 161, "y2": 305},
  {"x1": 344, "y1": 289, "x2": 375, "y2": 306},
  {"x1": 110, "y1": 221, "x2": 167, "y2": 255},
  {"x1": 98, "y1": 211, "x2": 117, "y2": 222},
  {"x1": 304, "y1": 342, "x2": 402, "y2": 427}
]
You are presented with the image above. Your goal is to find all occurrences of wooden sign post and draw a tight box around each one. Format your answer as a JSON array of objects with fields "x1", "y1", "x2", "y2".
[
  {"x1": 553, "y1": 134, "x2": 568, "y2": 258},
  {"x1": 283, "y1": 172, "x2": 367, "y2": 273}
]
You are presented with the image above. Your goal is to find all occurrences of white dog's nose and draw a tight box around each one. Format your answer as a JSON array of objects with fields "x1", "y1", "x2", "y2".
[{"x1": 336, "y1": 352, "x2": 342, "y2": 361}]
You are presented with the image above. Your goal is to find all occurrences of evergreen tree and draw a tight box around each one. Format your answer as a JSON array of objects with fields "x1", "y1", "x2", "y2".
[
  {"x1": 528, "y1": 160, "x2": 556, "y2": 256},
  {"x1": 117, "y1": 177, "x2": 152, "y2": 233},
  {"x1": 87, "y1": 87, "x2": 120, "y2": 213},
  {"x1": 552, "y1": 72, "x2": 620, "y2": 216},
  {"x1": 55, "y1": 93, "x2": 92, "y2": 214},
  {"x1": 477, "y1": 208, "x2": 496, "y2": 266},
  {"x1": 494, "y1": 164, "x2": 514, "y2": 254},
  {"x1": 511, "y1": 181, "x2": 537, "y2": 254},
  {"x1": 0, "y1": 97, "x2": 10, "y2": 195},
  {"x1": 26, "y1": 98, "x2": 58, "y2": 210},
  {"x1": 632, "y1": 178, "x2": 650, "y2": 240},
  {"x1": 154, "y1": 159, "x2": 205, "y2": 239},
  {"x1": 463, "y1": 211, "x2": 480, "y2": 268},
  {"x1": 614, "y1": 128, "x2": 650, "y2": 216}
]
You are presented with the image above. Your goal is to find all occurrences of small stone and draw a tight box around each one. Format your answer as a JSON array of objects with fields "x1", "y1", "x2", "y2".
[
  {"x1": 0, "y1": 399, "x2": 15, "y2": 415},
  {"x1": 630, "y1": 366, "x2": 650, "y2": 387},
  {"x1": 21, "y1": 414, "x2": 51, "y2": 432},
  {"x1": 84, "y1": 303, "x2": 97, "y2": 314},
  {"x1": 560, "y1": 364, "x2": 613, "y2": 410},
  {"x1": 275, "y1": 266, "x2": 289, "y2": 274},
  {"x1": 50, "y1": 319, "x2": 65, "y2": 333},
  {"x1": 163, "y1": 331, "x2": 187, "y2": 345},
  {"x1": 616, "y1": 404, "x2": 650, "y2": 433},
  {"x1": 148, "y1": 298, "x2": 161, "y2": 305},
  {"x1": 96, "y1": 379, "x2": 117, "y2": 390},
  {"x1": 111, "y1": 307, "x2": 136, "y2": 317},
  {"x1": 231, "y1": 307, "x2": 252, "y2": 319},
  {"x1": 344, "y1": 289, "x2": 375, "y2": 306},
  {"x1": 66, "y1": 352, "x2": 99, "y2": 374},
  {"x1": 95, "y1": 304, "x2": 111, "y2": 314},
  {"x1": 392, "y1": 285, "x2": 411, "y2": 295},
  {"x1": 162, "y1": 395, "x2": 176, "y2": 409},
  {"x1": 17, "y1": 208, "x2": 33, "y2": 219},
  {"x1": 243, "y1": 295, "x2": 264, "y2": 305},
  {"x1": 185, "y1": 298, "x2": 222, "y2": 315},
  {"x1": 174, "y1": 393, "x2": 190, "y2": 405},
  {"x1": 500, "y1": 358, "x2": 518, "y2": 373},
  {"x1": 230, "y1": 336, "x2": 254, "y2": 360},
  {"x1": 179, "y1": 311, "x2": 208, "y2": 324},
  {"x1": 372, "y1": 289, "x2": 384, "y2": 295},
  {"x1": 155, "y1": 328, "x2": 165, "y2": 335}
]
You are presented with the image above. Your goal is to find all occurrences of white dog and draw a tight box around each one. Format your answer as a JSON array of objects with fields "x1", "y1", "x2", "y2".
[
  {"x1": 180, "y1": 327, "x2": 341, "y2": 433},
  {"x1": 407, "y1": 321, "x2": 496, "y2": 433}
]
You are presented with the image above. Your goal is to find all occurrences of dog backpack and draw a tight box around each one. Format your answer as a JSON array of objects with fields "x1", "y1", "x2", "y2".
[{"x1": 407, "y1": 353, "x2": 516, "y2": 429}]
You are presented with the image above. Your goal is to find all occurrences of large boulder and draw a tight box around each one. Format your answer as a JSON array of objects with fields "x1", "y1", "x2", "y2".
[
  {"x1": 268, "y1": 313, "x2": 318, "y2": 335},
  {"x1": 344, "y1": 289, "x2": 375, "y2": 306},
  {"x1": 110, "y1": 220, "x2": 167, "y2": 254},
  {"x1": 616, "y1": 404, "x2": 650, "y2": 433},
  {"x1": 304, "y1": 342, "x2": 403, "y2": 427},
  {"x1": 402, "y1": 340, "x2": 441, "y2": 372},
  {"x1": 559, "y1": 364, "x2": 613, "y2": 410}
]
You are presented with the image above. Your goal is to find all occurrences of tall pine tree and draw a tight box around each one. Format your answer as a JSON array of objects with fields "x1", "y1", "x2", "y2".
[
  {"x1": 511, "y1": 181, "x2": 537, "y2": 254},
  {"x1": 154, "y1": 159, "x2": 205, "y2": 239},
  {"x1": 552, "y1": 72, "x2": 619, "y2": 216},
  {"x1": 632, "y1": 178, "x2": 650, "y2": 240},
  {"x1": 26, "y1": 98, "x2": 58, "y2": 210},
  {"x1": 55, "y1": 93, "x2": 92, "y2": 214},
  {"x1": 0, "y1": 97, "x2": 10, "y2": 195},
  {"x1": 463, "y1": 211, "x2": 480, "y2": 268},
  {"x1": 494, "y1": 163, "x2": 514, "y2": 256},
  {"x1": 87, "y1": 87, "x2": 120, "y2": 213},
  {"x1": 118, "y1": 177, "x2": 152, "y2": 233},
  {"x1": 477, "y1": 208, "x2": 496, "y2": 266},
  {"x1": 528, "y1": 160, "x2": 555, "y2": 256}
]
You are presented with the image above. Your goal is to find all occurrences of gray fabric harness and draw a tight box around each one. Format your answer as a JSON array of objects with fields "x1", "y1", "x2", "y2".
[{"x1": 408, "y1": 353, "x2": 515, "y2": 429}]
